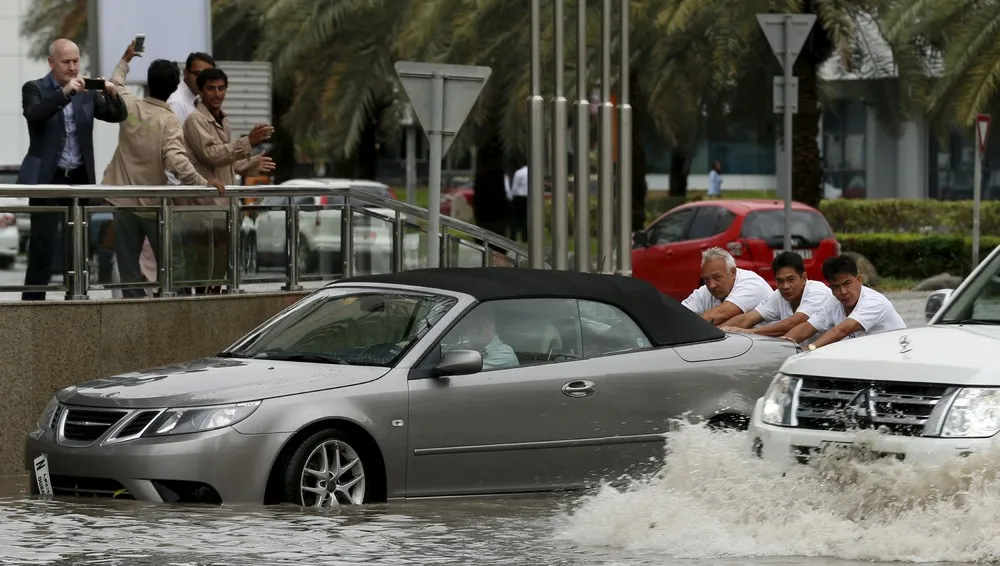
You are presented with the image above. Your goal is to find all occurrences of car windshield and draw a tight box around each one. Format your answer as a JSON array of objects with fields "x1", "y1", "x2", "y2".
[
  {"x1": 740, "y1": 210, "x2": 833, "y2": 246},
  {"x1": 937, "y1": 252, "x2": 1000, "y2": 324},
  {"x1": 223, "y1": 288, "x2": 457, "y2": 366}
]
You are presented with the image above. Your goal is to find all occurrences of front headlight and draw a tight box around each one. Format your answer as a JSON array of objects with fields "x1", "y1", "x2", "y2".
[
  {"x1": 36, "y1": 396, "x2": 59, "y2": 431},
  {"x1": 143, "y1": 401, "x2": 261, "y2": 437},
  {"x1": 941, "y1": 388, "x2": 1000, "y2": 438},
  {"x1": 760, "y1": 373, "x2": 801, "y2": 426}
]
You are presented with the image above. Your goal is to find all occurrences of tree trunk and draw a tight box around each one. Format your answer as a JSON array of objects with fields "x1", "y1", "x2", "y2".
[
  {"x1": 668, "y1": 149, "x2": 692, "y2": 197},
  {"x1": 354, "y1": 108, "x2": 381, "y2": 180},
  {"x1": 791, "y1": 57, "x2": 823, "y2": 207},
  {"x1": 630, "y1": 69, "x2": 649, "y2": 228},
  {"x1": 472, "y1": 104, "x2": 510, "y2": 235}
]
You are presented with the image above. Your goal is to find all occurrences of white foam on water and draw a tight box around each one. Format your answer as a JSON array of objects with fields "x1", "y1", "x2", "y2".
[{"x1": 554, "y1": 424, "x2": 1000, "y2": 563}]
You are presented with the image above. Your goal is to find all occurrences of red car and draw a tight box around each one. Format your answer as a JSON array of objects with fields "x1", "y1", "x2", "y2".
[{"x1": 631, "y1": 199, "x2": 841, "y2": 302}]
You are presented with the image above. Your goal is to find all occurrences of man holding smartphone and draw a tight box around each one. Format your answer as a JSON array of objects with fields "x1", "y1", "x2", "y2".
[
  {"x1": 17, "y1": 38, "x2": 128, "y2": 300},
  {"x1": 101, "y1": 40, "x2": 225, "y2": 298}
]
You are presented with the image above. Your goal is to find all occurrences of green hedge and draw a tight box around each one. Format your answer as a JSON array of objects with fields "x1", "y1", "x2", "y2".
[
  {"x1": 836, "y1": 233, "x2": 1000, "y2": 280},
  {"x1": 821, "y1": 199, "x2": 1000, "y2": 235}
]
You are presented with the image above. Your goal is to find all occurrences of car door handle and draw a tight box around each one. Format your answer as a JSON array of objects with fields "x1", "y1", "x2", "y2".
[{"x1": 561, "y1": 380, "x2": 596, "y2": 398}]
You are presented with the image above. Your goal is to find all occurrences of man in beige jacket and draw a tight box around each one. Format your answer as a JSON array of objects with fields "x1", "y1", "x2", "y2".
[
  {"x1": 102, "y1": 41, "x2": 223, "y2": 297},
  {"x1": 182, "y1": 67, "x2": 275, "y2": 291}
]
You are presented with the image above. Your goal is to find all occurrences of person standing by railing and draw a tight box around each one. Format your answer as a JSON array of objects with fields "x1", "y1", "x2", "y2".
[
  {"x1": 101, "y1": 40, "x2": 224, "y2": 298},
  {"x1": 181, "y1": 67, "x2": 274, "y2": 294},
  {"x1": 18, "y1": 38, "x2": 128, "y2": 301}
]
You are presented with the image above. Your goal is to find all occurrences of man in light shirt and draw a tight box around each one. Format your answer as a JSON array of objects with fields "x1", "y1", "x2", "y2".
[
  {"x1": 782, "y1": 254, "x2": 906, "y2": 349},
  {"x1": 102, "y1": 41, "x2": 223, "y2": 298},
  {"x1": 720, "y1": 251, "x2": 832, "y2": 344},
  {"x1": 682, "y1": 247, "x2": 772, "y2": 326},
  {"x1": 166, "y1": 52, "x2": 215, "y2": 143}
]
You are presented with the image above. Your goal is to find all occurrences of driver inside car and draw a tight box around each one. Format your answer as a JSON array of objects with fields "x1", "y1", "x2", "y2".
[{"x1": 446, "y1": 306, "x2": 519, "y2": 370}]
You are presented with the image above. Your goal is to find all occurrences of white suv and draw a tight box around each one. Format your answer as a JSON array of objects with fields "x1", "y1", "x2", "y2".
[{"x1": 748, "y1": 246, "x2": 1000, "y2": 466}]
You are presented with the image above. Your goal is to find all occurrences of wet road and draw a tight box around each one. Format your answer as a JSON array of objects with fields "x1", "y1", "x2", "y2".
[{"x1": 0, "y1": 427, "x2": 989, "y2": 566}]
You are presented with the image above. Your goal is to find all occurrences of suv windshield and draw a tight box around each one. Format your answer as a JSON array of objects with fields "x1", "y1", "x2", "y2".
[
  {"x1": 224, "y1": 288, "x2": 457, "y2": 366},
  {"x1": 937, "y1": 253, "x2": 1000, "y2": 324},
  {"x1": 740, "y1": 210, "x2": 833, "y2": 246}
]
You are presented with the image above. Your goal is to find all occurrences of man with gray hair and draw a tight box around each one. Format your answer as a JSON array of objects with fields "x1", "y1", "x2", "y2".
[
  {"x1": 682, "y1": 247, "x2": 772, "y2": 326},
  {"x1": 18, "y1": 38, "x2": 128, "y2": 300}
]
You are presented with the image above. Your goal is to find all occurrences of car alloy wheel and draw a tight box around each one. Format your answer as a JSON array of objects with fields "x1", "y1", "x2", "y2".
[{"x1": 298, "y1": 438, "x2": 366, "y2": 506}]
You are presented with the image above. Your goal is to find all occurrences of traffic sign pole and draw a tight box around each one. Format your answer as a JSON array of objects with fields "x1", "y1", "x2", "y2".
[
  {"x1": 394, "y1": 61, "x2": 492, "y2": 268},
  {"x1": 974, "y1": 113, "x2": 991, "y2": 270},
  {"x1": 757, "y1": 13, "x2": 816, "y2": 252}
]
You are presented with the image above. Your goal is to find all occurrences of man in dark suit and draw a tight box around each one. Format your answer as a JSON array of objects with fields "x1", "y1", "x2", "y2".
[{"x1": 19, "y1": 38, "x2": 128, "y2": 300}]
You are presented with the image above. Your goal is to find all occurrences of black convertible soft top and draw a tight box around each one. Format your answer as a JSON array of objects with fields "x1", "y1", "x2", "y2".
[{"x1": 339, "y1": 267, "x2": 724, "y2": 347}]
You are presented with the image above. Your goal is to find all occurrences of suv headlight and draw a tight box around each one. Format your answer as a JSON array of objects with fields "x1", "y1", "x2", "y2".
[
  {"x1": 143, "y1": 401, "x2": 261, "y2": 437},
  {"x1": 760, "y1": 373, "x2": 801, "y2": 426},
  {"x1": 941, "y1": 388, "x2": 1000, "y2": 438},
  {"x1": 37, "y1": 396, "x2": 59, "y2": 431}
]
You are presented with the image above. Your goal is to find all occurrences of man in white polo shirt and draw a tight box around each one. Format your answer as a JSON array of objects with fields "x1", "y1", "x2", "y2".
[
  {"x1": 681, "y1": 247, "x2": 772, "y2": 326},
  {"x1": 720, "y1": 251, "x2": 832, "y2": 344},
  {"x1": 782, "y1": 254, "x2": 905, "y2": 349}
]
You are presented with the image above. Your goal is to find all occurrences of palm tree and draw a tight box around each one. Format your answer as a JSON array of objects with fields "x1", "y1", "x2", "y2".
[
  {"x1": 21, "y1": 0, "x2": 87, "y2": 59},
  {"x1": 883, "y1": 1, "x2": 989, "y2": 128},
  {"x1": 254, "y1": 0, "x2": 423, "y2": 180}
]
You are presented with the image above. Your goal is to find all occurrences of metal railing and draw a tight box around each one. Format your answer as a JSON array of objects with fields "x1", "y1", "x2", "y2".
[{"x1": 0, "y1": 182, "x2": 529, "y2": 300}]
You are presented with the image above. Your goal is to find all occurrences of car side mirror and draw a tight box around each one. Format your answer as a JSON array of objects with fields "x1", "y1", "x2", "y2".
[
  {"x1": 925, "y1": 289, "x2": 954, "y2": 322},
  {"x1": 632, "y1": 230, "x2": 648, "y2": 248},
  {"x1": 433, "y1": 349, "x2": 483, "y2": 377}
]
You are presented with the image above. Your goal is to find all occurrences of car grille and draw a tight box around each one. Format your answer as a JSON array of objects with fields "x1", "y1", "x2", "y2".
[
  {"x1": 61, "y1": 408, "x2": 129, "y2": 443},
  {"x1": 113, "y1": 410, "x2": 160, "y2": 439},
  {"x1": 794, "y1": 377, "x2": 952, "y2": 436}
]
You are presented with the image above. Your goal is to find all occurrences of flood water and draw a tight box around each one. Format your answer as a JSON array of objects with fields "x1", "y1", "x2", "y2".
[
  {"x1": 0, "y1": 425, "x2": 995, "y2": 565},
  {"x1": 3, "y1": 292, "x2": 988, "y2": 565}
]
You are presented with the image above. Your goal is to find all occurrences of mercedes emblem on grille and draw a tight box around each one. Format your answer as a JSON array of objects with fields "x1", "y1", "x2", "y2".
[{"x1": 899, "y1": 334, "x2": 911, "y2": 354}]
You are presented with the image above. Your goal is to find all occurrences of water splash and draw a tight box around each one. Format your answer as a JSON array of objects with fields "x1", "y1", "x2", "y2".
[{"x1": 555, "y1": 424, "x2": 1000, "y2": 563}]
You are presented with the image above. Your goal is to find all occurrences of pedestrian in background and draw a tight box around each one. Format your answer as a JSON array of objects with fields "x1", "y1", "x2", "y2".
[
  {"x1": 18, "y1": 38, "x2": 128, "y2": 300},
  {"x1": 707, "y1": 160, "x2": 723, "y2": 199}
]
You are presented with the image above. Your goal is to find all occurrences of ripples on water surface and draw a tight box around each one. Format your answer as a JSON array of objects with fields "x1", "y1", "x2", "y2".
[{"x1": 0, "y1": 425, "x2": 997, "y2": 565}]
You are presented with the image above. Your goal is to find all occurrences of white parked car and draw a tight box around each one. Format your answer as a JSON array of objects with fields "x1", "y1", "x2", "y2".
[
  {"x1": 247, "y1": 178, "x2": 401, "y2": 274},
  {"x1": 0, "y1": 211, "x2": 18, "y2": 269},
  {"x1": 748, "y1": 248, "x2": 1000, "y2": 467}
]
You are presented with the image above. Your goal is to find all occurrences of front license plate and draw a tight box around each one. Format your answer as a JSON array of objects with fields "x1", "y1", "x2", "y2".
[
  {"x1": 33, "y1": 454, "x2": 53, "y2": 496},
  {"x1": 774, "y1": 248, "x2": 813, "y2": 259}
]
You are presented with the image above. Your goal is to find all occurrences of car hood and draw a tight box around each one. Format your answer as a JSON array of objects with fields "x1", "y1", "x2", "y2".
[
  {"x1": 780, "y1": 325, "x2": 1000, "y2": 386},
  {"x1": 56, "y1": 357, "x2": 391, "y2": 409}
]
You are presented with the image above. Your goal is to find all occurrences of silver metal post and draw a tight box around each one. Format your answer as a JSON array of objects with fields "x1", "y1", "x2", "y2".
[
  {"x1": 616, "y1": 0, "x2": 632, "y2": 276},
  {"x1": 70, "y1": 198, "x2": 88, "y2": 299},
  {"x1": 597, "y1": 0, "x2": 614, "y2": 273},
  {"x1": 427, "y1": 73, "x2": 445, "y2": 268},
  {"x1": 282, "y1": 200, "x2": 302, "y2": 291},
  {"x1": 782, "y1": 16, "x2": 793, "y2": 252},
  {"x1": 574, "y1": 0, "x2": 590, "y2": 273},
  {"x1": 343, "y1": 197, "x2": 355, "y2": 278},
  {"x1": 392, "y1": 211, "x2": 404, "y2": 273},
  {"x1": 228, "y1": 197, "x2": 244, "y2": 294},
  {"x1": 528, "y1": 0, "x2": 546, "y2": 269},
  {"x1": 159, "y1": 198, "x2": 176, "y2": 297},
  {"x1": 551, "y1": 0, "x2": 569, "y2": 271},
  {"x1": 974, "y1": 138, "x2": 983, "y2": 269},
  {"x1": 441, "y1": 233, "x2": 452, "y2": 267},
  {"x1": 405, "y1": 120, "x2": 417, "y2": 206}
]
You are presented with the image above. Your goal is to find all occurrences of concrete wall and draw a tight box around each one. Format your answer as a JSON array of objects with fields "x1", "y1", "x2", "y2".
[{"x1": 0, "y1": 292, "x2": 308, "y2": 476}]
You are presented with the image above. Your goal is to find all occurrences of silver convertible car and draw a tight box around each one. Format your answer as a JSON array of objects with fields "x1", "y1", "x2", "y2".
[{"x1": 26, "y1": 268, "x2": 797, "y2": 506}]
